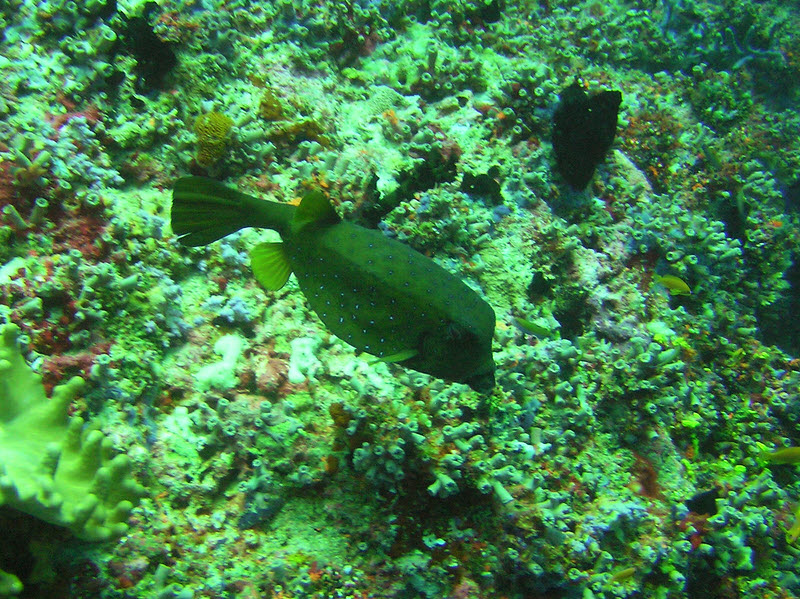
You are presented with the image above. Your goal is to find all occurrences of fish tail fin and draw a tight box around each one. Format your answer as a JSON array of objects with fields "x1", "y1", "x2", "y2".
[
  {"x1": 755, "y1": 442, "x2": 777, "y2": 465},
  {"x1": 171, "y1": 176, "x2": 259, "y2": 246}
]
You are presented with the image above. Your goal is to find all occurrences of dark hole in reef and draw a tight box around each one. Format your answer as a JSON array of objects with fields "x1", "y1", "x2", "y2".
[
  {"x1": 0, "y1": 507, "x2": 74, "y2": 598},
  {"x1": 713, "y1": 194, "x2": 800, "y2": 357},
  {"x1": 527, "y1": 256, "x2": 588, "y2": 341},
  {"x1": 0, "y1": 508, "x2": 36, "y2": 589},
  {"x1": 685, "y1": 562, "x2": 737, "y2": 599},
  {"x1": 358, "y1": 147, "x2": 458, "y2": 228},
  {"x1": 117, "y1": 1, "x2": 178, "y2": 92},
  {"x1": 527, "y1": 271, "x2": 550, "y2": 298},
  {"x1": 756, "y1": 255, "x2": 800, "y2": 357},
  {"x1": 553, "y1": 296, "x2": 588, "y2": 341},
  {"x1": 470, "y1": 0, "x2": 504, "y2": 24},
  {"x1": 461, "y1": 166, "x2": 503, "y2": 205},
  {"x1": 714, "y1": 199, "x2": 749, "y2": 242},
  {"x1": 685, "y1": 487, "x2": 720, "y2": 516}
]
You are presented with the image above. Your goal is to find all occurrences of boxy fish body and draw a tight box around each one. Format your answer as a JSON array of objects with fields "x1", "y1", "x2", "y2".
[{"x1": 171, "y1": 176, "x2": 496, "y2": 391}]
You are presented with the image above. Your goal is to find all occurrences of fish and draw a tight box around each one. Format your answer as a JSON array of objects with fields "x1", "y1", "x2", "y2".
[
  {"x1": 760, "y1": 447, "x2": 800, "y2": 465},
  {"x1": 171, "y1": 176, "x2": 497, "y2": 391},
  {"x1": 513, "y1": 316, "x2": 555, "y2": 337},
  {"x1": 653, "y1": 274, "x2": 691, "y2": 296},
  {"x1": 608, "y1": 567, "x2": 636, "y2": 582}
]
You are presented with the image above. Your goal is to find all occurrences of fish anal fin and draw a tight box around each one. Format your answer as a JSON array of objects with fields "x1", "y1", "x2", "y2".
[
  {"x1": 369, "y1": 349, "x2": 418, "y2": 365},
  {"x1": 251, "y1": 242, "x2": 292, "y2": 291}
]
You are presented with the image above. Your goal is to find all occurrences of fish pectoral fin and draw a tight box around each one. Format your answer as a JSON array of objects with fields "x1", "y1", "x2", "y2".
[
  {"x1": 250, "y1": 242, "x2": 292, "y2": 290},
  {"x1": 369, "y1": 349, "x2": 418, "y2": 364}
]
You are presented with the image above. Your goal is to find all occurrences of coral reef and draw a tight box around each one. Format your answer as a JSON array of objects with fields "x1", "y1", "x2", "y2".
[{"x1": 1, "y1": 0, "x2": 800, "y2": 597}]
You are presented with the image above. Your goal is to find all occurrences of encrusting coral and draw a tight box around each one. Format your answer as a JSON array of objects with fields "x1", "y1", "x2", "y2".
[{"x1": 0, "y1": 323, "x2": 145, "y2": 543}]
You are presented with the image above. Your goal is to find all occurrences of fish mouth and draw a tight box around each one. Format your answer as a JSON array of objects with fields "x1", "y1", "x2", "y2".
[{"x1": 465, "y1": 370, "x2": 496, "y2": 393}]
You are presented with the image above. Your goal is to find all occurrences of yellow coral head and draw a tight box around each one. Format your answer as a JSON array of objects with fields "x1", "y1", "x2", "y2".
[{"x1": 194, "y1": 111, "x2": 234, "y2": 168}]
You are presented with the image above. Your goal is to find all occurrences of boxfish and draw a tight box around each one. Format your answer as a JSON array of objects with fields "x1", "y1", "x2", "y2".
[{"x1": 171, "y1": 176, "x2": 496, "y2": 391}]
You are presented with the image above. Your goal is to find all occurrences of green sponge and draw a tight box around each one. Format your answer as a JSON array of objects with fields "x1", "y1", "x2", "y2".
[{"x1": 0, "y1": 323, "x2": 145, "y2": 542}]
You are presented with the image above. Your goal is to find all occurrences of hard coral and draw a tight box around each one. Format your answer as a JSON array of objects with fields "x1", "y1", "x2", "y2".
[{"x1": 194, "y1": 111, "x2": 234, "y2": 168}]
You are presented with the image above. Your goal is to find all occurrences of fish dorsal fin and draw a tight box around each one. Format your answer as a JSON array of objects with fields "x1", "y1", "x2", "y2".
[
  {"x1": 250, "y1": 242, "x2": 292, "y2": 290},
  {"x1": 292, "y1": 190, "x2": 340, "y2": 232}
]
